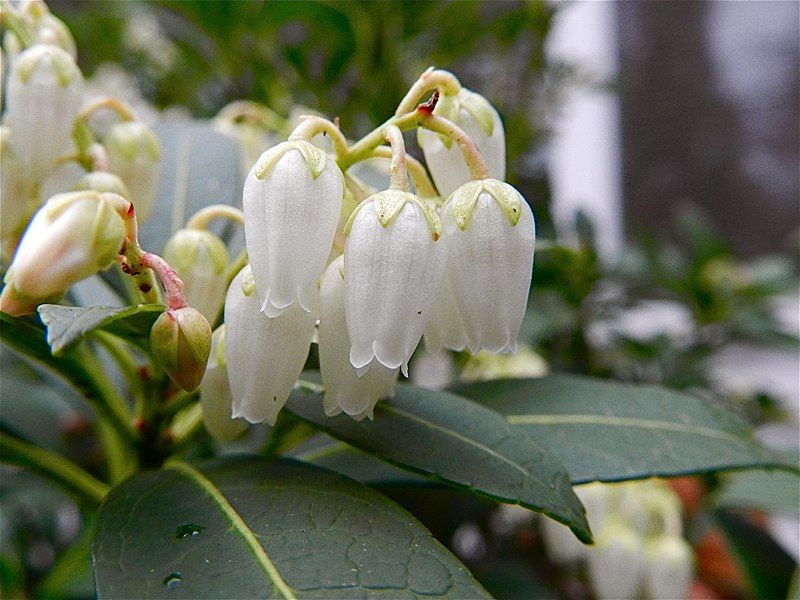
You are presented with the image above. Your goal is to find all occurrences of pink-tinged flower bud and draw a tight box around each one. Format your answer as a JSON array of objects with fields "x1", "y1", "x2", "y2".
[
  {"x1": 199, "y1": 325, "x2": 248, "y2": 441},
  {"x1": 418, "y1": 88, "x2": 505, "y2": 198},
  {"x1": 224, "y1": 265, "x2": 316, "y2": 425},
  {"x1": 5, "y1": 44, "x2": 83, "y2": 179},
  {"x1": 319, "y1": 258, "x2": 398, "y2": 420},
  {"x1": 1, "y1": 191, "x2": 126, "y2": 316},
  {"x1": 150, "y1": 306, "x2": 212, "y2": 393},
  {"x1": 343, "y1": 190, "x2": 443, "y2": 376},
  {"x1": 104, "y1": 121, "x2": 160, "y2": 222},
  {"x1": 163, "y1": 229, "x2": 229, "y2": 324},
  {"x1": 440, "y1": 179, "x2": 535, "y2": 354},
  {"x1": 243, "y1": 141, "x2": 343, "y2": 317}
]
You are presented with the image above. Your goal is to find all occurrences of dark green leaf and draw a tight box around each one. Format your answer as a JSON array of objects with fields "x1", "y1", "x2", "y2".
[
  {"x1": 92, "y1": 457, "x2": 489, "y2": 599},
  {"x1": 715, "y1": 468, "x2": 800, "y2": 513},
  {"x1": 451, "y1": 375, "x2": 798, "y2": 483},
  {"x1": 287, "y1": 377, "x2": 592, "y2": 543},
  {"x1": 716, "y1": 508, "x2": 797, "y2": 599},
  {"x1": 37, "y1": 304, "x2": 164, "y2": 354}
]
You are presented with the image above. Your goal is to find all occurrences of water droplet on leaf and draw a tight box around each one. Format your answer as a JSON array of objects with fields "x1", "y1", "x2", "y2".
[
  {"x1": 163, "y1": 572, "x2": 182, "y2": 588},
  {"x1": 175, "y1": 524, "x2": 205, "y2": 539}
]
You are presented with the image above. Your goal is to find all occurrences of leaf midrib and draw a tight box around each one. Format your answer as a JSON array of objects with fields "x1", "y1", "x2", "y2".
[{"x1": 166, "y1": 461, "x2": 295, "y2": 600}]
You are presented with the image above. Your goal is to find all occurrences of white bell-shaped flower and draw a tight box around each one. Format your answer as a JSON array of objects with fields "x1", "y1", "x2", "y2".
[
  {"x1": 318, "y1": 258, "x2": 398, "y2": 420},
  {"x1": 644, "y1": 535, "x2": 694, "y2": 600},
  {"x1": 586, "y1": 524, "x2": 646, "y2": 600},
  {"x1": 163, "y1": 229, "x2": 229, "y2": 324},
  {"x1": 224, "y1": 265, "x2": 316, "y2": 425},
  {"x1": 423, "y1": 262, "x2": 468, "y2": 353},
  {"x1": 344, "y1": 189, "x2": 443, "y2": 376},
  {"x1": 418, "y1": 88, "x2": 505, "y2": 198},
  {"x1": 199, "y1": 326, "x2": 248, "y2": 442},
  {"x1": 243, "y1": 140, "x2": 343, "y2": 317},
  {"x1": 104, "y1": 121, "x2": 160, "y2": 222},
  {"x1": 0, "y1": 127, "x2": 37, "y2": 259},
  {"x1": 5, "y1": 44, "x2": 83, "y2": 179},
  {"x1": 440, "y1": 179, "x2": 535, "y2": 354}
]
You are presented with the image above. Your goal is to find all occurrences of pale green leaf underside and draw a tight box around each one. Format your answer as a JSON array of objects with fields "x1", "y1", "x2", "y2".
[
  {"x1": 92, "y1": 457, "x2": 489, "y2": 599},
  {"x1": 451, "y1": 375, "x2": 798, "y2": 483},
  {"x1": 286, "y1": 374, "x2": 592, "y2": 543},
  {"x1": 38, "y1": 304, "x2": 164, "y2": 354}
]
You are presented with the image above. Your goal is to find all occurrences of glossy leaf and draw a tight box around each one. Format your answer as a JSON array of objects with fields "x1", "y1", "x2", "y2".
[
  {"x1": 92, "y1": 457, "x2": 489, "y2": 599},
  {"x1": 286, "y1": 377, "x2": 592, "y2": 542},
  {"x1": 715, "y1": 469, "x2": 800, "y2": 513},
  {"x1": 451, "y1": 375, "x2": 798, "y2": 483},
  {"x1": 139, "y1": 121, "x2": 244, "y2": 254},
  {"x1": 38, "y1": 303, "x2": 164, "y2": 354}
]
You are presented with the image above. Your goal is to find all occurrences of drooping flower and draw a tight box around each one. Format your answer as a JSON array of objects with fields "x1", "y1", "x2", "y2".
[
  {"x1": 438, "y1": 179, "x2": 535, "y2": 354},
  {"x1": 243, "y1": 140, "x2": 343, "y2": 317},
  {"x1": 0, "y1": 127, "x2": 38, "y2": 259},
  {"x1": 0, "y1": 191, "x2": 126, "y2": 316},
  {"x1": 417, "y1": 88, "x2": 505, "y2": 198},
  {"x1": 104, "y1": 121, "x2": 160, "y2": 222},
  {"x1": 163, "y1": 229, "x2": 229, "y2": 324},
  {"x1": 224, "y1": 265, "x2": 316, "y2": 425},
  {"x1": 199, "y1": 325, "x2": 248, "y2": 441},
  {"x1": 644, "y1": 536, "x2": 694, "y2": 600},
  {"x1": 150, "y1": 306, "x2": 212, "y2": 393},
  {"x1": 344, "y1": 189, "x2": 443, "y2": 376},
  {"x1": 5, "y1": 44, "x2": 83, "y2": 179},
  {"x1": 318, "y1": 257, "x2": 398, "y2": 420}
]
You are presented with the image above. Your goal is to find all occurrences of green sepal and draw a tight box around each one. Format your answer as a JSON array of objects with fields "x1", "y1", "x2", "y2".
[
  {"x1": 240, "y1": 265, "x2": 257, "y2": 297},
  {"x1": 255, "y1": 140, "x2": 327, "y2": 180},
  {"x1": 344, "y1": 190, "x2": 442, "y2": 240},
  {"x1": 448, "y1": 179, "x2": 523, "y2": 230},
  {"x1": 15, "y1": 44, "x2": 80, "y2": 86}
]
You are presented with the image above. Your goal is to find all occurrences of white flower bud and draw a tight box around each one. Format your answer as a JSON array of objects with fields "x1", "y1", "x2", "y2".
[
  {"x1": 644, "y1": 535, "x2": 694, "y2": 600},
  {"x1": 5, "y1": 44, "x2": 83, "y2": 179},
  {"x1": 440, "y1": 179, "x2": 535, "y2": 354},
  {"x1": 163, "y1": 229, "x2": 229, "y2": 324},
  {"x1": 224, "y1": 265, "x2": 316, "y2": 425},
  {"x1": 104, "y1": 121, "x2": 160, "y2": 222},
  {"x1": 319, "y1": 258, "x2": 398, "y2": 420},
  {"x1": 74, "y1": 171, "x2": 130, "y2": 198},
  {"x1": 1, "y1": 191, "x2": 126, "y2": 316},
  {"x1": 243, "y1": 141, "x2": 343, "y2": 317},
  {"x1": 199, "y1": 326, "x2": 248, "y2": 442},
  {"x1": 418, "y1": 88, "x2": 505, "y2": 198},
  {"x1": 344, "y1": 190, "x2": 443, "y2": 376},
  {"x1": 586, "y1": 525, "x2": 646, "y2": 600}
]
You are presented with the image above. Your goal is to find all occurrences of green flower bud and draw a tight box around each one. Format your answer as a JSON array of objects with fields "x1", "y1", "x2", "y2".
[
  {"x1": 74, "y1": 171, "x2": 130, "y2": 198},
  {"x1": 150, "y1": 306, "x2": 212, "y2": 392},
  {"x1": 104, "y1": 121, "x2": 160, "y2": 221},
  {"x1": 1, "y1": 191, "x2": 126, "y2": 316},
  {"x1": 163, "y1": 229, "x2": 229, "y2": 323}
]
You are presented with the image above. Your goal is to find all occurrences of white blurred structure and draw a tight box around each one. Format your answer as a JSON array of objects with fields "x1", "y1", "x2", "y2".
[{"x1": 546, "y1": 1, "x2": 623, "y2": 261}]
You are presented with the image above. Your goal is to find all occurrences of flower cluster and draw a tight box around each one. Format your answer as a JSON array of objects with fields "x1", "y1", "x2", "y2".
[
  {"x1": 0, "y1": 0, "x2": 160, "y2": 313},
  {"x1": 541, "y1": 479, "x2": 694, "y2": 600},
  {"x1": 216, "y1": 69, "x2": 536, "y2": 428}
]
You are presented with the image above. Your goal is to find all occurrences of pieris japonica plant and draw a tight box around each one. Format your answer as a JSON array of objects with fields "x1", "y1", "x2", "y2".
[{"x1": 1, "y1": 5, "x2": 793, "y2": 598}]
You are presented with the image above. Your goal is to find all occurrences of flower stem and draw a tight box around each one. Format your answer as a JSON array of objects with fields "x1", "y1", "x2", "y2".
[
  {"x1": 417, "y1": 110, "x2": 490, "y2": 180},
  {"x1": 77, "y1": 96, "x2": 136, "y2": 123},
  {"x1": 185, "y1": 204, "x2": 245, "y2": 230},
  {"x1": 371, "y1": 146, "x2": 438, "y2": 199},
  {"x1": 395, "y1": 67, "x2": 461, "y2": 115},
  {"x1": 139, "y1": 252, "x2": 186, "y2": 310},
  {"x1": 1, "y1": 433, "x2": 109, "y2": 506},
  {"x1": 216, "y1": 100, "x2": 287, "y2": 134},
  {"x1": 0, "y1": 1, "x2": 35, "y2": 47},
  {"x1": 384, "y1": 125, "x2": 409, "y2": 192},
  {"x1": 288, "y1": 116, "x2": 349, "y2": 158}
]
